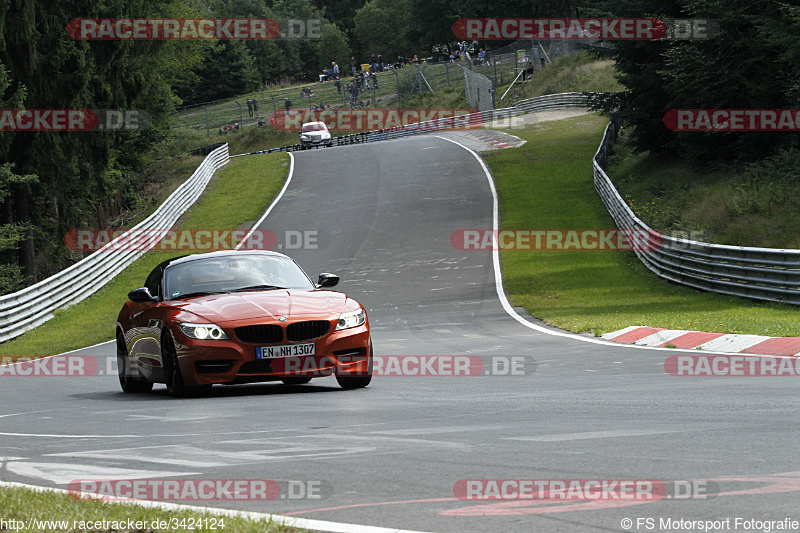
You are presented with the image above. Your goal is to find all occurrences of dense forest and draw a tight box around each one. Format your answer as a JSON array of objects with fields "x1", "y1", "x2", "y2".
[{"x1": 1, "y1": 0, "x2": 798, "y2": 293}]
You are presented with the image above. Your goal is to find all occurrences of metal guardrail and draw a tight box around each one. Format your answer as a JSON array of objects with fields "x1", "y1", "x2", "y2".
[
  {"x1": 8, "y1": 93, "x2": 782, "y2": 344},
  {"x1": 0, "y1": 143, "x2": 230, "y2": 343},
  {"x1": 593, "y1": 120, "x2": 800, "y2": 305},
  {"x1": 238, "y1": 93, "x2": 800, "y2": 306},
  {"x1": 232, "y1": 93, "x2": 590, "y2": 157}
]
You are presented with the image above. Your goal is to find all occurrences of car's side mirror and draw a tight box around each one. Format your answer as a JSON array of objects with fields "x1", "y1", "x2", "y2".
[
  {"x1": 128, "y1": 287, "x2": 158, "y2": 303},
  {"x1": 317, "y1": 273, "x2": 339, "y2": 288}
]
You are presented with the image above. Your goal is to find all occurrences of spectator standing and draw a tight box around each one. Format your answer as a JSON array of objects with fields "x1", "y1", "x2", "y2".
[
  {"x1": 347, "y1": 81, "x2": 358, "y2": 104},
  {"x1": 252, "y1": 98, "x2": 258, "y2": 113},
  {"x1": 284, "y1": 98, "x2": 291, "y2": 111},
  {"x1": 246, "y1": 98, "x2": 253, "y2": 117},
  {"x1": 350, "y1": 56, "x2": 358, "y2": 76},
  {"x1": 332, "y1": 61, "x2": 340, "y2": 80}
]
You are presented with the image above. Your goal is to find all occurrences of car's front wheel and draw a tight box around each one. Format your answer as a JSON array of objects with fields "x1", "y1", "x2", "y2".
[
  {"x1": 162, "y1": 332, "x2": 187, "y2": 397},
  {"x1": 162, "y1": 331, "x2": 212, "y2": 398},
  {"x1": 335, "y1": 340, "x2": 373, "y2": 389},
  {"x1": 117, "y1": 330, "x2": 153, "y2": 393}
]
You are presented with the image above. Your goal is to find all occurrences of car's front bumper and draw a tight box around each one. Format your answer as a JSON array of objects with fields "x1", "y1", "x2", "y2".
[
  {"x1": 300, "y1": 137, "x2": 331, "y2": 146},
  {"x1": 173, "y1": 324, "x2": 370, "y2": 386}
]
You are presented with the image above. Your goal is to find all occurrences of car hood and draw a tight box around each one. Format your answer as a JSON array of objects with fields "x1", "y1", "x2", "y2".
[{"x1": 170, "y1": 289, "x2": 348, "y2": 325}]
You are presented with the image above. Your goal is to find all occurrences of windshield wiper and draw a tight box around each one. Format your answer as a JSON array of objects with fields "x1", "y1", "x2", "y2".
[
  {"x1": 230, "y1": 284, "x2": 287, "y2": 292},
  {"x1": 172, "y1": 291, "x2": 222, "y2": 299}
]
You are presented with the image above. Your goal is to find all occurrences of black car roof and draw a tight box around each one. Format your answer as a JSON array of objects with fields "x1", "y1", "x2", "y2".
[{"x1": 163, "y1": 250, "x2": 289, "y2": 269}]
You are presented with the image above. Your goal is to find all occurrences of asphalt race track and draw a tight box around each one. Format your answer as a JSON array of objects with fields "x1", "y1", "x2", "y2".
[{"x1": 1, "y1": 136, "x2": 799, "y2": 532}]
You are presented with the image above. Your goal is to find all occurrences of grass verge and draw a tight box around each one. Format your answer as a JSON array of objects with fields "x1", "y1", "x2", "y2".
[
  {"x1": 0, "y1": 485, "x2": 306, "y2": 532},
  {"x1": 485, "y1": 114, "x2": 800, "y2": 337},
  {"x1": 496, "y1": 53, "x2": 622, "y2": 105},
  {"x1": 0, "y1": 153, "x2": 289, "y2": 357},
  {"x1": 608, "y1": 138, "x2": 800, "y2": 248}
]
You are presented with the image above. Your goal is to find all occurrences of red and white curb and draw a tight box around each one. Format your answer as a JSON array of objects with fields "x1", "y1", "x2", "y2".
[
  {"x1": 433, "y1": 130, "x2": 525, "y2": 152},
  {"x1": 603, "y1": 326, "x2": 800, "y2": 357}
]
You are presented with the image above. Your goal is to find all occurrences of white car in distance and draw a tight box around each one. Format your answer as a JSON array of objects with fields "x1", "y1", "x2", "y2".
[{"x1": 300, "y1": 121, "x2": 333, "y2": 149}]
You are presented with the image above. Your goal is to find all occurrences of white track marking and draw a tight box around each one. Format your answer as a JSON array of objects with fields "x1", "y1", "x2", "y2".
[
  {"x1": 433, "y1": 136, "x2": 765, "y2": 356},
  {"x1": 49, "y1": 443, "x2": 375, "y2": 466},
  {"x1": 0, "y1": 481, "x2": 434, "y2": 533},
  {"x1": 235, "y1": 151, "x2": 295, "y2": 250},
  {"x1": 369, "y1": 425, "x2": 510, "y2": 436},
  {"x1": 601, "y1": 325, "x2": 644, "y2": 339},
  {"x1": 698, "y1": 334, "x2": 771, "y2": 352},
  {"x1": 632, "y1": 330, "x2": 692, "y2": 346},
  {"x1": 2, "y1": 462, "x2": 193, "y2": 485},
  {"x1": 501, "y1": 428, "x2": 693, "y2": 442},
  {"x1": 60, "y1": 340, "x2": 114, "y2": 354}
]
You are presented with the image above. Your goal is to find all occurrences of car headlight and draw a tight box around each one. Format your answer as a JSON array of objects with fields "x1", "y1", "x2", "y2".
[
  {"x1": 300, "y1": 134, "x2": 309, "y2": 140},
  {"x1": 335, "y1": 308, "x2": 366, "y2": 331},
  {"x1": 179, "y1": 323, "x2": 229, "y2": 340}
]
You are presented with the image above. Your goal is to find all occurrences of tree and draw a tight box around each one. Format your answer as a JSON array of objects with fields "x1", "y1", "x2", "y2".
[
  {"x1": 406, "y1": 0, "x2": 578, "y2": 57},
  {"x1": 584, "y1": 0, "x2": 800, "y2": 163},
  {"x1": 316, "y1": 23, "x2": 352, "y2": 74},
  {"x1": 0, "y1": 162, "x2": 37, "y2": 294},
  {"x1": 187, "y1": 41, "x2": 261, "y2": 103},
  {"x1": 0, "y1": 0, "x2": 204, "y2": 283},
  {"x1": 354, "y1": 0, "x2": 413, "y2": 58}
]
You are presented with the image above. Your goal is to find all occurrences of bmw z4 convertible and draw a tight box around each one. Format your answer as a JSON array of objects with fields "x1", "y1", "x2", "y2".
[{"x1": 116, "y1": 250, "x2": 372, "y2": 396}]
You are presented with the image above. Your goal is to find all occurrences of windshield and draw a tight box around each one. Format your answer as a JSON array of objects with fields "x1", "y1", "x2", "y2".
[
  {"x1": 302, "y1": 122, "x2": 327, "y2": 132},
  {"x1": 164, "y1": 254, "x2": 314, "y2": 300}
]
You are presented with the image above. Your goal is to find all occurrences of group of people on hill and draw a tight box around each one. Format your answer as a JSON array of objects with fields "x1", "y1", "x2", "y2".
[
  {"x1": 245, "y1": 98, "x2": 258, "y2": 117},
  {"x1": 449, "y1": 40, "x2": 487, "y2": 65},
  {"x1": 319, "y1": 61, "x2": 340, "y2": 83}
]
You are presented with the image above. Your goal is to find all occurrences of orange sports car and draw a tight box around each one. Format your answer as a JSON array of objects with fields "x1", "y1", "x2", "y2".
[{"x1": 116, "y1": 250, "x2": 372, "y2": 396}]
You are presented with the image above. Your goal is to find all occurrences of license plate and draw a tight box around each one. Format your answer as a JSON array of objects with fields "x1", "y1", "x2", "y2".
[{"x1": 257, "y1": 343, "x2": 316, "y2": 359}]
